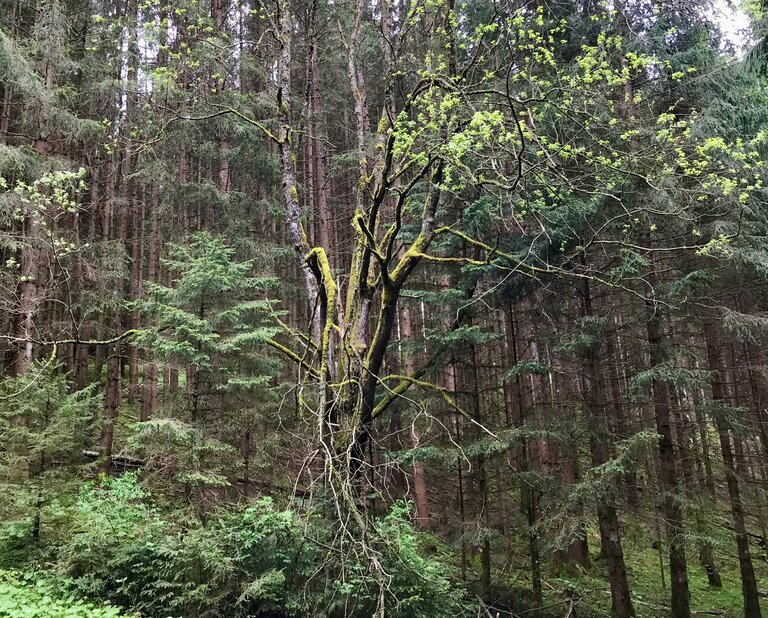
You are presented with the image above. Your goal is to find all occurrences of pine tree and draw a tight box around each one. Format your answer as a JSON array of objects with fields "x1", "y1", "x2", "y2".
[{"x1": 133, "y1": 231, "x2": 281, "y2": 505}]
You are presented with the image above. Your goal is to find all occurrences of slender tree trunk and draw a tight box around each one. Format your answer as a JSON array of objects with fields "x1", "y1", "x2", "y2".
[
  {"x1": 186, "y1": 363, "x2": 198, "y2": 421},
  {"x1": 0, "y1": 83, "x2": 11, "y2": 139},
  {"x1": 128, "y1": 180, "x2": 142, "y2": 404},
  {"x1": 645, "y1": 292, "x2": 690, "y2": 618},
  {"x1": 606, "y1": 316, "x2": 641, "y2": 508},
  {"x1": 581, "y1": 275, "x2": 634, "y2": 618},
  {"x1": 275, "y1": 0, "x2": 319, "y2": 339},
  {"x1": 99, "y1": 352, "x2": 121, "y2": 474},
  {"x1": 15, "y1": 213, "x2": 41, "y2": 375},
  {"x1": 469, "y1": 339, "x2": 492, "y2": 594},
  {"x1": 507, "y1": 304, "x2": 543, "y2": 608},
  {"x1": 140, "y1": 362, "x2": 157, "y2": 422},
  {"x1": 455, "y1": 406, "x2": 468, "y2": 581},
  {"x1": 147, "y1": 182, "x2": 159, "y2": 284},
  {"x1": 13, "y1": 110, "x2": 53, "y2": 376},
  {"x1": 704, "y1": 319, "x2": 762, "y2": 618},
  {"x1": 399, "y1": 305, "x2": 431, "y2": 528},
  {"x1": 691, "y1": 377, "x2": 723, "y2": 587},
  {"x1": 550, "y1": 332, "x2": 590, "y2": 569},
  {"x1": 557, "y1": 446, "x2": 591, "y2": 569},
  {"x1": 307, "y1": 24, "x2": 331, "y2": 262}
]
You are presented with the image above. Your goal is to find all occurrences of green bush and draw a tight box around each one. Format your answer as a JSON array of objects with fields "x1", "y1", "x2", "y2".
[
  {"x1": 0, "y1": 365, "x2": 100, "y2": 562},
  {"x1": 56, "y1": 474, "x2": 474, "y2": 618},
  {"x1": 60, "y1": 473, "x2": 304, "y2": 617},
  {"x1": 0, "y1": 570, "x2": 126, "y2": 618},
  {"x1": 306, "y1": 501, "x2": 473, "y2": 618}
]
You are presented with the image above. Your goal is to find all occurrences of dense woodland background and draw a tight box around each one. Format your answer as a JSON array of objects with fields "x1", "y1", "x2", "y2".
[{"x1": 2, "y1": 0, "x2": 768, "y2": 616}]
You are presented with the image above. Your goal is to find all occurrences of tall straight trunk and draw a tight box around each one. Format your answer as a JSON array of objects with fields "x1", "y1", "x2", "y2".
[
  {"x1": 506, "y1": 304, "x2": 543, "y2": 607},
  {"x1": 14, "y1": 111, "x2": 53, "y2": 375},
  {"x1": 99, "y1": 353, "x2": 121, "y2": 474},
  {"x1": 693, "y1": 380, "x2": 717, "y2": 495},
  {"x1": 70, "y1": 170, "x2": 93, "y2": 391},
  {"x1": 102, "y1": 156, "x2": 115, "y2": 240},
  {"x1": 698, "y1": 533, "x2": 723, "y2": 589},
  {"x1": 73, "y1": 339, "x2": 89, "y2": 390},
  {"x1": 744, "y1": 343, "x2": 768, "y2": 468},
  {"x1": 645, "y1": 290, "x2": 690, "y2": 618},
  {"x1": 306, "y1": 19, "x2": 331, "y2": 261},
  {"x1": 163, "y1": 364, "x2": 180, "y2": 402},
  {"x1": 140, "y1": 362, "x2": 158, "y2": 422},
  {"x1": 606, "y1": 316, "x2": 640, "y2": 508},
  {"x1": 704, "y1": 319, "x2": 762, "y2": 618},
  {"x1": 455, "y1": 404, "x2": 468, "y2": 580},
  {"x1": 582, "y1": 275, "x2": 634, "y2": 618},
  {"x1": 743, "y1": 342, "x2": 768, "y2": 543},
  {"x1": 0, "y1": 0, "x2": 18, "y2": 134},
  {"x1": 15, "y1": 213, "x2": 41, "y2": 375},
  {"x1": 186, "y1": 363, "x2": 199, "y2": 421},
  {"x1": 690, "y1": 378, "x2": 723, "y2": 588},
  {"x1": 671, "y1": 388, "x2": 696, "y2": 491},
  {"x1": 147, "y1": 182, "x2": 159, "y2": 284},
  {"x1": 117, "y1": 0, "x2": 139, "y2": 400},
  {"x1": 469, "y1": 339, "x2": 492, "y2": 594},
  {"x1": 216, "y1": 141, "x2": 230, "y2": 202},
  {"x1": 0, "y1": 84, "x2": 11, "y2": 139},
  {"x1": 399, "y1": 305, "x2": 431, "y2": 528},
  {"x1": 169, "y1": 364, "x2": 179, "y2": 396},
  {"x1": 275, "y1": 0, "x2": 318, "y2": 340},
  {"x1": 127, "y1": 180, "x2": 142, "y2": 404},
  {"x1": 557, "y1": 447, "x2": 591, "y2": 568},
  {"x1": 551, "y1": 337, "x2": 590, "y2": 569},
  {"x1": 213, "y1": 0, "x2": 230, "y2": 203}
]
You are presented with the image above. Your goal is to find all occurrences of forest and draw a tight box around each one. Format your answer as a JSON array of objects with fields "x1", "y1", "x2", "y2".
[{"x1": 1, "y1": 0, "x2": 768, "y2": 616}]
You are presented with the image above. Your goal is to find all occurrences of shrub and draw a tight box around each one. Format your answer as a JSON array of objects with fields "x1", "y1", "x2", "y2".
[
  {"x1": 57, "y1": 475, "x2": 474, "y2": 617},
  {"x1": 0, "y1": 570, "x2": 126, "y2": 618}
]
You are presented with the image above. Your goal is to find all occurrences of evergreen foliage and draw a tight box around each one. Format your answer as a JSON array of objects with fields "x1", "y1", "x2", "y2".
[{"x1": 1, "y1": 1, "x2": 768, "y2": 617}]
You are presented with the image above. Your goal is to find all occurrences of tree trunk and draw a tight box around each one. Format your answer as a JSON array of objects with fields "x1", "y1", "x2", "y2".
[
  {"x1": 469, "y1": 338, "x2": 492, "y2": 594},
  {"x1": 275, "y1": 0, "x2": 319, "y2": 340},
  {"x1": 147, "y1": 182, "x2": 159, "y2": 284},
  {"x1": 99, "y1": 353, "x2": 121, "y2": 474},
  {"x1": 704, "y1": 319, "x2": 762, "y2": 618},
  {"x1": 606, "y1": 317, "x2": 641, "y2": 508},
  {"x1": 14, "y1": 212, "x2": 41, "y2": 375},
  {"x1": 399, "y1": 305, "x2": 431, "y2": 528},
  {"x1": 645, "y1": 294, "x2": 690, "y2": 618},
  {"x1": 306, "y1": 20, "x2": 331, "y2": 263},
  {"x1": 127, "y1": 178, "x2": 142, "y2": 404},
  {"x1": 140, "y1": 362, "x2": 158, "y2": 422},
  {"x1": 581, "y1": 276, "x2": 634, "y2": 618},
  {"x1": 506, "y1": 304, "x2": 543, "y2": 608}
]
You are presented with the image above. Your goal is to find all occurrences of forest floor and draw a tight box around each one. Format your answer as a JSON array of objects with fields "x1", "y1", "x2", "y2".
[
  {"x1": 3, "y1": 557, "x2": 766, "y2": 618},
  {"x1": 4, "y1": 510, "x2": 768, "y2": 618},
  {"x1": 551, "y1": 526, "x2": 768, "y2": 617},
  {"x1": 0, "y1": 570, "x2": 126, "y2": 618}
]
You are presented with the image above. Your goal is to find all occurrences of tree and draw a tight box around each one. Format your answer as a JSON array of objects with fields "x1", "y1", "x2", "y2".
[
  {"x1": 133, "y1": 231, "x2": 281, "y2": 504},
  {"x1": 0, "y1": 362, "x2": 99, "y2": 548}
]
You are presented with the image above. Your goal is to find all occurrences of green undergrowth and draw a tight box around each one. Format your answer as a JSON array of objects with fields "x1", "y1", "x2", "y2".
[
  {"x1": 628, "y1": 546, "x2": 768, "y2": 618},
  {"x1": 552, "y1": 525, "x2": 768, "y2": 617},
  {"x1": 0, "y1": 570, "x2": 129, "y2": 618},
  {"x1": 0, "y1": 473, "x2": 476, "y2": 618}
]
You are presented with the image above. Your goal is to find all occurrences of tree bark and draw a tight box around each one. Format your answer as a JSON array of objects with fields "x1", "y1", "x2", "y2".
[
  {"x1": 14, "y1": 212, "x2": 41, "y2": 375},
  {"x1": 581, "y1": 275, "x2": 634, "y2": 618},
  {"x1": 506, "y1": 304, "x2": 543, "y2": 608},
  {"x1": 140, "y1": 362, "x2": 158, "y2": 422},
  {"x1": 704, "y1": 319, "x2": 762, "y2": 618},
  {"x1": 645, "y1": 293, "x2": 690, "y2": 618},
  {"x1": 99, "y1": 352, "x2": 121, "y2": 474},
  {"x1": 399, "y1": 305, "x2": 431, "y2": 528},
  {"x1": 469, "y1": 338, "x2": 492, "y2": 595}
]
